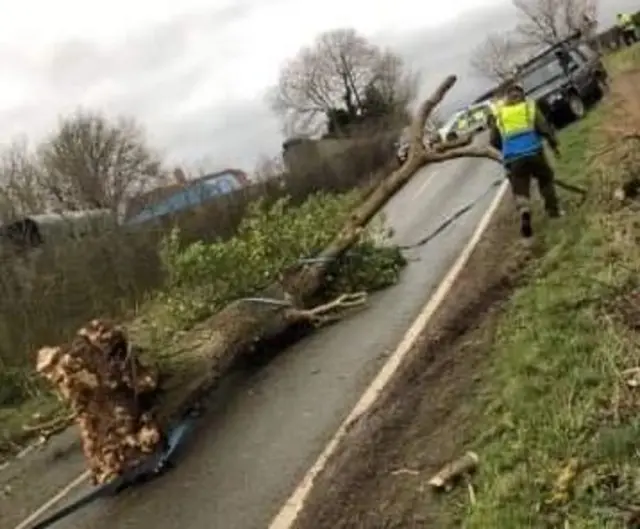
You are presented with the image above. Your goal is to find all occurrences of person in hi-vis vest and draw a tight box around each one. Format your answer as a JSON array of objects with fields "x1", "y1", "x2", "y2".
[
  {"x1": 617, "y1": 13, "x2": 638, "y2": 46},
  {"x1": 488, "y1": 82, "x2": 563, "y2": 239}
]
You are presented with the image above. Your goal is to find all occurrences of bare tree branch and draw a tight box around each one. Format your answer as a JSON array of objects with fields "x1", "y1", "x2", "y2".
[
  {"x1": 471, "y1": 1, "x2": 599, "y2": 81},
  {"x1": 470, "y1": 32, "x2": 529, "y2": 82},
  {"x1": 254, "y1": 154, "x2": 286, "y2": 181},
  {"x1": 37, "y1": 111, "x2": 167, "y2": 212},
  {"x1": 513, "y1": 0, "x2": 599, "y2": 48},
  {"x1": 268, "y1": 28, "x2": 416, "y2": 136},
  {"x1": 0, "y1": 140, "x2": 48, "y2": 219}
]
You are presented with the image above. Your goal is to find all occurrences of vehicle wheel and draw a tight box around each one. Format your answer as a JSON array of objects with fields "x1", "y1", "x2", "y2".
[
  {"x1": 567, "y1": 94, "x2": 586, "y2": 119},
  {"x1": 446, "y1": 131, "x2": 458, "y2": 142}
]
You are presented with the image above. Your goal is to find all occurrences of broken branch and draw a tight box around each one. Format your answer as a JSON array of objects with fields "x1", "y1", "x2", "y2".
[
  {"x1": 23, "y1": 412, "x2": 76, "y2": 444},
  {"x1": 426, "y1": 145, "x2": 502, "y2": 163},
  {"x1": 428, "y1": 451, "x2": 480, "y2": 491},
  {"x1": 288, "y1": 292, "x2": 368, "y2": 327}
]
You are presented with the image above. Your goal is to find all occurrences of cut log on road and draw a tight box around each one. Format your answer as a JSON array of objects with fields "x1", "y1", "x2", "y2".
[{"x1": 155, "y1": 74, "x2": 502, "y2": 429}]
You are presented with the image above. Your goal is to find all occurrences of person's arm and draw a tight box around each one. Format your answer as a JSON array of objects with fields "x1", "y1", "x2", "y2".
[
  {"x1": 487, "y1": 114, "x2": 502, "y2": 151},
  {"x1": 533, "y1": 104, "x2": 560, "y2": 154}
]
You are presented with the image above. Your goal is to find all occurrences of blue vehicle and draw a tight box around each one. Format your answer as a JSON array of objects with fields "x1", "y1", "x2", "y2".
[{"x1": 125, "y1": 169, "x2": 250, "y2": 226}]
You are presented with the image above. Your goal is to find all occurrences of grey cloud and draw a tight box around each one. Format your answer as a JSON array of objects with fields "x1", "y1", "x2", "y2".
[
  {"x1": 154, "y1": 96, "x2": 282, "y2": 169},
  {"x1": 89, "y1": 64, "x2": 211, "y2": 120},
  {"x1": 43, "y1": 2, "x2": 254, "y2": 95},
  {"x1": 46, "y1": 40, "x2": 109, "y2": 91},
  {"x1": 0, "y1": 62, "x2": 213, "y2": 140}
]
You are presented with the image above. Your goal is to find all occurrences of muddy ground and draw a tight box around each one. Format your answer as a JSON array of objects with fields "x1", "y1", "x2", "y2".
[{"x1": 293, "y1": 197, "x2": 533, "y2": 529}]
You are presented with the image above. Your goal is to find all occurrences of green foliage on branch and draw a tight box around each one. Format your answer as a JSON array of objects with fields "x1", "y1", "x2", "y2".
[{"x1": 159, "y1": 192, "x2": 406, "y2": 327}]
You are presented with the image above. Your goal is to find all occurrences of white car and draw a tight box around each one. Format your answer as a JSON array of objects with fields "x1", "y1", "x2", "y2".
[{"x1": 438, "y1": 102, "x2": 492, "y2": 142}]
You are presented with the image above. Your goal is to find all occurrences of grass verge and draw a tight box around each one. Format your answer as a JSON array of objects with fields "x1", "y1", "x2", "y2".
[{"x1": 459, "y1": 46, "x2": 640, "y2": 528}]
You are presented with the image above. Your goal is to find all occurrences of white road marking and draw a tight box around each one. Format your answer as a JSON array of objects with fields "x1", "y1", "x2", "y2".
[
  {"x1": 13, "y1": 471, "x2": 90, "y2": 529},
  {"x1": 269, "y1": 179, "x2": 508, "y2": 529},
  {"x1": 13, "y1": 179, "x2": 508, "y2": 529}
]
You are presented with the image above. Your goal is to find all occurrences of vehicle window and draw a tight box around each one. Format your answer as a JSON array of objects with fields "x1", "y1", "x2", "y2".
[
  {"x1": 470, "y1": 107, "x2": 488, "y2": 123},
  {"x1": 519, "y1": 59, "x2": 565, "y2": 91},
  {"x1": 454, "y1": 107, "x2": 487, "y2": 130}
]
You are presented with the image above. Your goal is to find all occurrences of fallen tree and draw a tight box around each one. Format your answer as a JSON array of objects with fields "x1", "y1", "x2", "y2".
[
  {"x1": 152, "y1": 74, "x2": 501, "y2": 427},
  {"x1": 34, "y1": 75, "x2": 502, "y2": 454}
]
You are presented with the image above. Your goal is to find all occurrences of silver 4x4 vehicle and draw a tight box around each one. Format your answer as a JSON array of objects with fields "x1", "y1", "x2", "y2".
[{"x1": 515, "y1": 37, "x2": 609, "y2": 126}]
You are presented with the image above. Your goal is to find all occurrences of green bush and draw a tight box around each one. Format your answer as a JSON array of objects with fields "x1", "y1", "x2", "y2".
[
  {"x1": 324, "y1": 240, "x2": 406, "y2": 296},
  {"x1": 159, "y1": 192, "x2": 406, "y2": 327}
]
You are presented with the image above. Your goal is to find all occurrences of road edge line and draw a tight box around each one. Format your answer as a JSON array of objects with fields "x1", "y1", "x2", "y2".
[
  {"x1": 13, "y1": 471, "x2": 91, "y2": 529},
  {"x1": 269, "y1": 179, "x2": 509, "y2": 529}
]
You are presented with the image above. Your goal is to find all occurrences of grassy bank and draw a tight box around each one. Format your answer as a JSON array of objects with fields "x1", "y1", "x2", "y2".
[{"x1": 461, "y1": 46, "x2": 640, "y2": 528}]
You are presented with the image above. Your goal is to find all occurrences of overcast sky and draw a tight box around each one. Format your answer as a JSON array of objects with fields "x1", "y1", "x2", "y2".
[{"x1": 0, "y1": 0, "x2": 636, "y2": 174}]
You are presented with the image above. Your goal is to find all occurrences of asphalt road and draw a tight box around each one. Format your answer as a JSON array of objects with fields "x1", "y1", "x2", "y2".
[{"x1": 1, "y1": 152, "x2": 504, "y2": 529}]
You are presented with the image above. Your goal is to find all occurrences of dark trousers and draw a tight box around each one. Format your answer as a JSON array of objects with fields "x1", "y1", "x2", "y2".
[
  {"x1": 621, "y1": 29, "x2": 638, "y2": 46},
  {"x1": 505, "y1": 152, "x2": 560, "y2": 215}
]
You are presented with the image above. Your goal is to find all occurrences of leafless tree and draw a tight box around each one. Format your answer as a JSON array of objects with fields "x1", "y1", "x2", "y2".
[
  {"x1": 513, "y1": 0, "x2": 599, "y2": 48},
  {"x1": 470, "y1": 32, "x2": 526, "y2": 82},
  {"x1": 254, "y1": 155, "x2": 286, "y2": 181},
  {"x1": 366, "y1": 50, "x2": 417, "y2": 120},
  {"x1": 471, "y1": 0, "x2": 599, "y2": 82},
  {"x1": 37, "y1": 111, "x2": 167, "y2": 212},
  {"x1": 268, "y1": 28, "x2": 417, "y2": 136},
  {"x1": 0, "y1": 139, "x2": 48, "y2": 219},
  {"x1": 186, "y1": 155, "x2": 219, "y2": 179}
]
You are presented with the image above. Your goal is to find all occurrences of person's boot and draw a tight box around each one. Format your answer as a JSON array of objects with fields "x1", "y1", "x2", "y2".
[
  {"x1": 546, "y1": 206, "x2": 565, "y2": 218},
  {"x1": 540, "y1": 187, "x2": 562, "y2": 218},
  {"x1": 520, "y1": 210, "x2": 533, "y2": 238}
]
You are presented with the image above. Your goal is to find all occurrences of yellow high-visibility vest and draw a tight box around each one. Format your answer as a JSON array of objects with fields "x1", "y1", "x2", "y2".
[
  {"x1": 494, "y1": 99, "x2": 543, "y2": 161},
  {"x1": 494, "y1": 100, "x2": 537, "y2": 136},
  {"x1": 618, "y1": 13, "x2": 635, "y2": 30}
]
